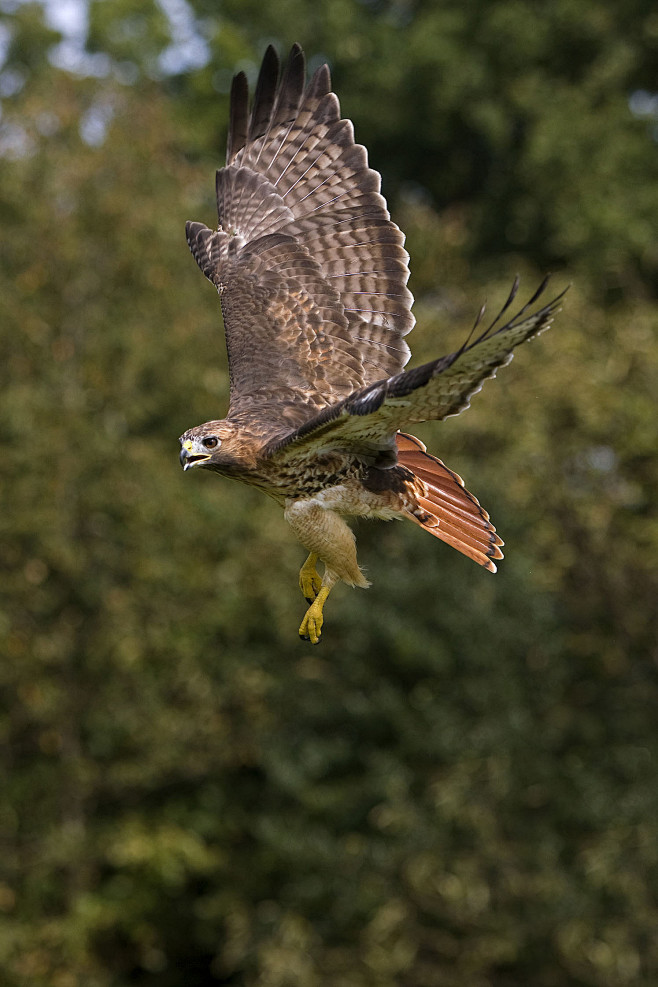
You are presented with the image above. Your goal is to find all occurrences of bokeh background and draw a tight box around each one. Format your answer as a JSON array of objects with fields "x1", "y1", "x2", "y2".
[{"x1": 1, "y1": 1, "x2": 657, "y2": 984}]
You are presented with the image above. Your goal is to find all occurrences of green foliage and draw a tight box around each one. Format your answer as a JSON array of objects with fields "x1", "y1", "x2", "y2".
[{"x1": 1, "y1": 1, "x2": 657, "y2": 984}]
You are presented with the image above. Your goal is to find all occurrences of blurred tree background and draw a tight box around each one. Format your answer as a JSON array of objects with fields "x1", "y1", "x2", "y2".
[{"x1": 1, "y1": 0, "x2": 657, "y2": 984}]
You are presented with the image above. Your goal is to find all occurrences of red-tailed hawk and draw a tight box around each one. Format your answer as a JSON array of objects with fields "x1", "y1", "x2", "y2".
[{"x1": 180, "y1": 44, "x2": 565, "y2": 643}]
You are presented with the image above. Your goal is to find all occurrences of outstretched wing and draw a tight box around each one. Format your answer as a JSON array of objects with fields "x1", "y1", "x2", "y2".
[
  {"x1": 187, "y1": 44, "x2": 414, "y2": 435},
  {"x1": 264, "y1": 280, "x2": 566, "y2": 463}
]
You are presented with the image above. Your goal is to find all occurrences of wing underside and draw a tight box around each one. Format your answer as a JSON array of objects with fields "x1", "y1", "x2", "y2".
[
  {"x1": 186, "y1": 44, "x2": 415, "y2": 435},
  {"x1": 265, "y1": 279, "x2": 566, "y2": 461}
]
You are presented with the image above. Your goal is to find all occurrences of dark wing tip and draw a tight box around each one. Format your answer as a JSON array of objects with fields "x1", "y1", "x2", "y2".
[
  {"x1": 467, "y1": 275, "x2": 568, "y2": 350},
  {"x1": 247, "y1": 44, "x2": 281, "y2": 142},
  {"x1": 226, "y1": 44, "x2": 311, "y2": 164},
  {"x1": 288, "y1": 41, "x2": 304, "y2": 63},
  {"x1": 307, "y1": 61, "x2": 331, "y2": 100},
  {"x1": 227, "y1": 70, "x2": 249, "y2": 164},
  {"x1": 271, "y1": 43, "x2": 306, "y2": 127}
]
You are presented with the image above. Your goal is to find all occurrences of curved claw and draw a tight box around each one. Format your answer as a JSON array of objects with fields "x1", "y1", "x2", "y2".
[{"x1": 298, "y1": 586, "x2": 331, "y2": 645}]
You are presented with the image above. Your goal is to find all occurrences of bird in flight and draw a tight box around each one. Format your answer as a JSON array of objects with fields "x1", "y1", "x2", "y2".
[{"x1": 180, "y1": 43, "x2": 565, "y2": 644}]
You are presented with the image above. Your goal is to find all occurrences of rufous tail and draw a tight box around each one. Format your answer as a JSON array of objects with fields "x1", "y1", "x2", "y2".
[{"x1": 396, "y1": 432, "x2": 504, "y2": 572}]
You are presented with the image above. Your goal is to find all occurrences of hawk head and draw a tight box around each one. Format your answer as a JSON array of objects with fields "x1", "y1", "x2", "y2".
[{"x1": 179, "y1": 420, "x2": 248, "y2": 473}]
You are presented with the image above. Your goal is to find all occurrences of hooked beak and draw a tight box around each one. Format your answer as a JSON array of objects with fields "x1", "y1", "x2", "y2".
[{"x1": 179, "y1": 440, "x2": 211, "y2": 471}]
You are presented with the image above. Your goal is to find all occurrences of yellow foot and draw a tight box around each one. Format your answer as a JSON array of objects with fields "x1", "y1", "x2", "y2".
[
  {"x1": 299, "y1": 553, "x2": 322, "y2": 604},
  {"x1": 299, "y1": 586, "x2": 331, "y2": 645}
]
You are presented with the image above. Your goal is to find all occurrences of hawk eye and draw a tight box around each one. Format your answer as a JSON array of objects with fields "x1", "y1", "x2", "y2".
[{"x1": 202, "y1": 436, "x2": 219, "y2": 449}]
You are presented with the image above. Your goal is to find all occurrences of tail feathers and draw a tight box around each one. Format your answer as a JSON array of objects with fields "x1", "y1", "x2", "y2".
[{"x1": 396, "y1": 432, "x2": 503, "y2": 572}]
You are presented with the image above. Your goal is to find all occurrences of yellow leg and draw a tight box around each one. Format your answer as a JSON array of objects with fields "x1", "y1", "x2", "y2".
[
  {"x1": 299, "y1": 553, "x2": 322, "y2": 603},
  {"x1": 299, "y1": 585, "x2": 332, "y2": 645}
]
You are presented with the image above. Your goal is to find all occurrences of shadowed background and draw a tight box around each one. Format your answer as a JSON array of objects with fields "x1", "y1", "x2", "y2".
[{"x1": 1, "y1": 0, "x2": 657, "y2": 984}]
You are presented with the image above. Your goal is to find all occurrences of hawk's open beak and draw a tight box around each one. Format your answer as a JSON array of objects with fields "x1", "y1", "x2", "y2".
[{"x1": 179, "y1": 442, "x2": 211, "y2": 471}]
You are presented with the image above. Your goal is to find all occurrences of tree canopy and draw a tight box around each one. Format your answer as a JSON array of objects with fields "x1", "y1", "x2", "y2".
[{"x1": 1, "y1": 1, "x2": 657, "y2": 984}]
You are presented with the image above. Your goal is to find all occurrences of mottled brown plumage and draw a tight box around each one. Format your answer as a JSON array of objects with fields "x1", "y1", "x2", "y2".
[{"x1": 179, "y1": 44, "x2": 566, "y2": 643}]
